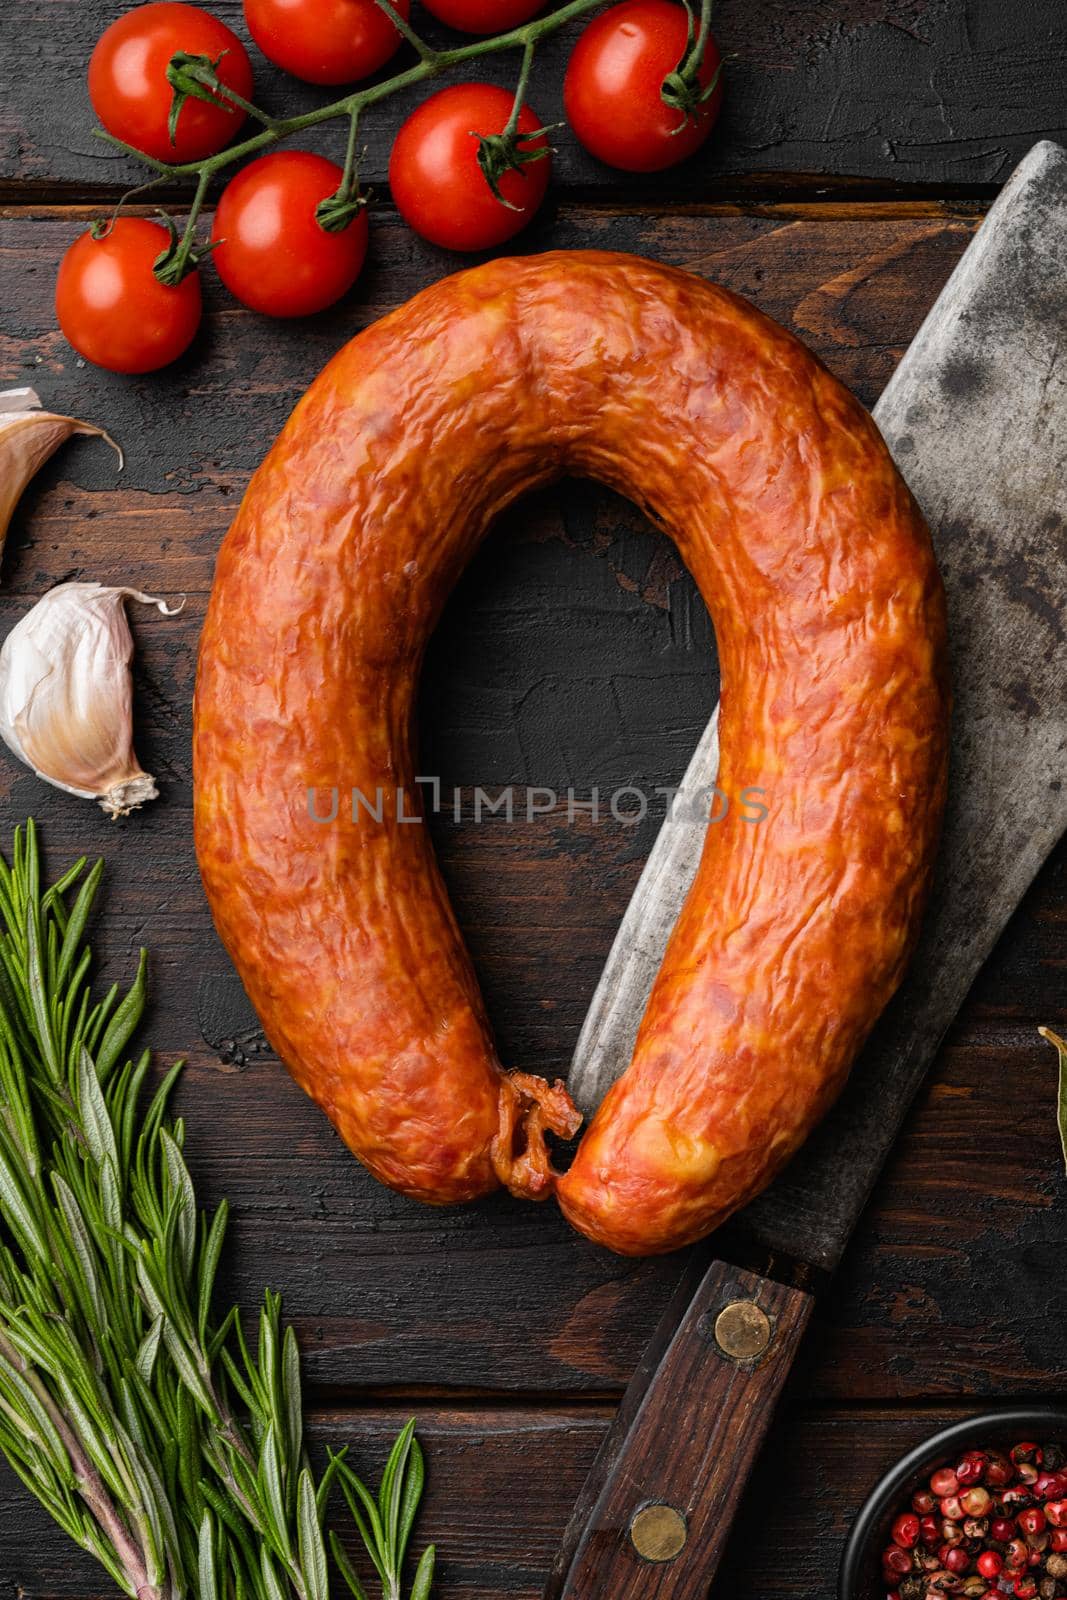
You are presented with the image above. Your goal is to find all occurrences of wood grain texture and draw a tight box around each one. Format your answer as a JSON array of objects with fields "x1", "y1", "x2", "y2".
[
  {"x1": 2, "y1": 0, "x2": 1067, "y2": 196},
  {"x1": 0, "y1": 130, "x2": 1065, "y2": 1596},
  {"x1": 0, "y1": 207, "x2": 1062, "y2": 1410},
  {"x1": 548, "y1": 1263, "x2": 814, "y2": 1598},
  {"x1": 7, "y1": 1402, "x2": 1067, "y2": 1598}
]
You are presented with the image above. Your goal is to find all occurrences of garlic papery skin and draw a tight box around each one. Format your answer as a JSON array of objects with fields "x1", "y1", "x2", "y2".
[
  {"x1": 0, "y1": 388, "x2": 122, "y2": 567},
  {"x1": 0, "y1": 582, "x2": 184, "y2": 818}
]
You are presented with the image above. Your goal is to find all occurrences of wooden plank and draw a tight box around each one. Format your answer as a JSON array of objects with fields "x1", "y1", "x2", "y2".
[
  {"x1": 154, "y1": 1029, "x2": 1067, "y2": 1398},
  {"x1": 0, "y1": 1405, "x2": 610, "y2": 1598},
  {"x1": 0, "y1": 207, "x2": 1063, "y2": 1401},
  {"x1": 4, "y1": 1402, "x2": 1063, "y2": 1597},
  {"x1": 1, "y1": 206, "x2": 981, "y2": 501},
  {"x1": 822, "y1": 1037, "x2": 1067, "y2": 1403},
  {"x1": 2, "y1": 0, "x2": 1066, "y2": 197}
]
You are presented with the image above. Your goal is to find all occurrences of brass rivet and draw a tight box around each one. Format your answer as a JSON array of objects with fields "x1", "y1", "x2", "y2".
[
  {"x1": 714, "y1": 1300, "x2": 772, "y2": 1362},
  {"x1": 629, "y1": 1504, "x2": 688, "y2": 1563}
]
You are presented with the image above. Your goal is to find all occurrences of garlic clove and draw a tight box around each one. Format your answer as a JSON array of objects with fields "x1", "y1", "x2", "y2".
[
  {"x1": 0, "y1": 582, "x2": 184, "y2": 818},
  {"x1": 0, "y1": 387, "x2": 122, "y2": 570}
]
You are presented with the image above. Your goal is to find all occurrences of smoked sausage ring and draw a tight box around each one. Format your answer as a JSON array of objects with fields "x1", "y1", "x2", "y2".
[{"x1": 194, "y1": 251, "x2": 948, "y2": 1255}]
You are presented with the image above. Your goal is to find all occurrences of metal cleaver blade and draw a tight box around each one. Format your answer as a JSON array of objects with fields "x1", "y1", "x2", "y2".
[{"x1": 567, "y1": 138, "x2": 1067, "y2": 1275}]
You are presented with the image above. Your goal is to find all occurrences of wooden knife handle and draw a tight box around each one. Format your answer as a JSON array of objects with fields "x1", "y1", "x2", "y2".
[{"x1": 550, "y1": 1260, "x2": 813, "y2": 1599}]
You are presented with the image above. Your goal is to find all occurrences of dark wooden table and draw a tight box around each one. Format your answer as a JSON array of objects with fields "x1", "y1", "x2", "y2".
[{"x1": 1, "y1": 2, "x2": 1066, "y2": 1595}]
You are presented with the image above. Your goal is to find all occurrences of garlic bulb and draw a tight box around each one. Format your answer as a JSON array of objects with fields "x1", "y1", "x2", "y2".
[
  {"x1": 0, "y1": 389, "x2": 122, "y2": 567},
  {"x1": 0, "y1": 583, "x2": 184, "y2": 817}
]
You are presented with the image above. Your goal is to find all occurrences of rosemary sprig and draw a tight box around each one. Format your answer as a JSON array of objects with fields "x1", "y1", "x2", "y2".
[
  {"x1": 0, "y1": 820, "x2": 434, "y2": 1598},
  {"x1": 329, "y1": 1423, "x2": 435, "y2": 1600}
]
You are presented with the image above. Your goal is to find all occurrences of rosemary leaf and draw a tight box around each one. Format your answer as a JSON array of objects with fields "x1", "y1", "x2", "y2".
[
  {"x1": 282, "y1": 1324, "x2": 304, "y2": 1469},
  {"x1": 337, "y1": 1459, "x2": 389, "y2": 1586},
  {"x1": 329, "y1": 1530, "x2": 372, "y2": 1600},
  {"x1": 200, "y1": 1509, "x2": 220, "y2": 1600},
  {"x1": 261, "y1": 1548, "x2": 289, "y2": 1600},
  {"x1": 1039, "y1": 1027, "x2": 1067, "y2": 1174},
  {"x1": 410, "y1": 1545, "x2": 436, "y2": 1600},
  {"x1": 396, "y1": 1436, "x2": 425, "y2": 1573},
  {"x1": 198, "y1": 1201, "x2": 230, "y2": 1347},
  {"x1": 380, "y1": 1418, "x2": 415, "y2": 1561},
  {"x1": 258, "y1": 1422, "x2": 293, "y2": 1561},
  {"x1": 298, "y1": 1468, "x2": 330, "y2": 1600}
]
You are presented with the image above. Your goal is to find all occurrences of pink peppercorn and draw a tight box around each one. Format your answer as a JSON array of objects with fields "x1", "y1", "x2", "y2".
[
  {"x1": 1017, "y1": 1507, "x2": 1046, "y2": 1537},
  {"x1": 884, "y1": 1544, "x2": 912, "y2": 1577},
  {"x1": 956, "y1": 1453, "x2": 985, "y2": 1487},
  {"x1": 882, "y1": 1439, "x2": 1067, "y2": 1600},
  {"x1": 892, "y1": 1513, "x2": 921, "y2": 1548},
  {"x1": 961, "y1": 1487, "x2": 992, "y2": 1518},
  {"x1": 1005, "y1": 1538, "x2": 1029, "y2": 1569}
]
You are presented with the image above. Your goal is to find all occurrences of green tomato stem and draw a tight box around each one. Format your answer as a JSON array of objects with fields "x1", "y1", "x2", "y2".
[
  {"x1": 339, "y1": 106, "x2": 362, "y2": 200},
  {"x1": 317, "y1": 108, "x2": 366, "y2": 232},
  {"x1": 661, "y1": 0, "x2": 718, "y2": 119},
  {"x1": 93, "y1": 0, "x2": 613, "y2": 283},
  {"x1": 95, "y1": 0, "x2": 608, "y2": 188},
  {"x1": 216, "y1": 84, "x2": 279, "y2": 129},
  {"x1": 372, "y1": 0, "x2": 439, "y2": 63},
  {"x1": 696, "y1": 0, "x2": 714, "y2": 56},
  {"x1": 167, "y1": 167, "x2": 212, "y2": 282},
  {"x1": 504, "y1": 39, "x2": 537, "y2": 137}
]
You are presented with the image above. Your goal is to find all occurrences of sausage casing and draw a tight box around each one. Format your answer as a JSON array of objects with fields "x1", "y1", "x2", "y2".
[{"x1": 193, "y1": 252, "x2": 948, "y2": 1251}]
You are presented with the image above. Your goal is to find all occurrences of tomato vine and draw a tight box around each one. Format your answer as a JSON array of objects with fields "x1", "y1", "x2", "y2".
[
  {"x1": 94, "y1": 0, "x2": 717, "y2": 284},
  {"x1": 99, "y1": 0, "x2": 601, "y2": 281}
]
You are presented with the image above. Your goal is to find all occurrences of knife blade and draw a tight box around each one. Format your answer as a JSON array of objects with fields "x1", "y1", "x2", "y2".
[{"x1": 546, "y1": 138, "x2": 1067, "y2": 1600}]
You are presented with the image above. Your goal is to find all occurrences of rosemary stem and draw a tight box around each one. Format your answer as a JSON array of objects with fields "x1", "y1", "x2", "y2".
[
  {"x1": 0, "y1": 1326, "x2": 161, "y2": 1599},
  {"x1": 197, "y1": 1357, "x2": 314, "y2": 1600}
]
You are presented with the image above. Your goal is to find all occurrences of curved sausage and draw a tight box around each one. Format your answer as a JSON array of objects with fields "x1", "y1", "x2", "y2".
[{"x1": 193, "y1": 251, "x2": 948, "y2": 1250}]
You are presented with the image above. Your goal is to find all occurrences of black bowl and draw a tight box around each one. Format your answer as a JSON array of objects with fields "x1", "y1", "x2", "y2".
[{"x1": 838, "y1": 1405, "x2": 1067, "y2": 1599}]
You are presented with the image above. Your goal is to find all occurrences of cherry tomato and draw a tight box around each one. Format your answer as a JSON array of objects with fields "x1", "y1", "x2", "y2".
[
  {"x1": 564, "y1": 0, "x2": 722, "y2": 172},
  {"x1": 55, "y1": 219, "x2": 202, "y2": 374},
  {"x1": 389, "y1": 83, "x2": 550, "y2": 252},
  {"x1": 89, "y1": 2, "x2": 254, "y2": 164},
  {"x1": 418, "y1": 0, "x2": 543, "y2": 33},
  {"x1": 211, "y1": 151, "x2": 369, "y2": 317},
  {"x1": 243, "y1": 0, "x2": 410, "y2": 85}
]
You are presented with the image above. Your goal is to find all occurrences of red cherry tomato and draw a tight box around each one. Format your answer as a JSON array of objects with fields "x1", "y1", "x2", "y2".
[
  {"x1": 564, "y1": 0, "x2": 722, "y2": 172},
  {"x1": 211, "y1": 151, "x2": 369, "y2": 317},
  {"x1": 89, "y1": 2, "x2": 254, "y2": 164},
  {"x1": 242, "y1": 0, "x2": 410, "y2": 85},
  {"x1": 389, "y1": 83, "x2": 550, "y2": 252},
  {"x1": 55, "y1": 218, "x2": 202, "y2": 374},
  {"x1": 418, "y1": 0, "x2": 543, "y2": 33}
]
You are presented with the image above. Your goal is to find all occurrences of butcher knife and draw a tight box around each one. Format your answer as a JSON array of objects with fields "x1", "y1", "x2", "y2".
[{"x1": 545, "y1": 138, "x2": 1067, "y2": 1600}]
